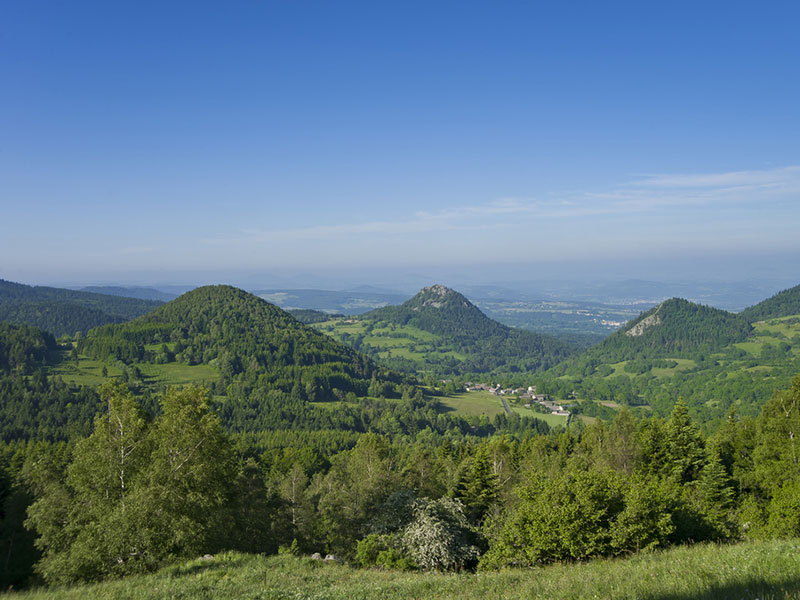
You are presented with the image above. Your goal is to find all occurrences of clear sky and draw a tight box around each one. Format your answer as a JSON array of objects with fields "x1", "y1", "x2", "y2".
[{"x1": 2, "y1": 1, "x2": 799, "y2": 287}]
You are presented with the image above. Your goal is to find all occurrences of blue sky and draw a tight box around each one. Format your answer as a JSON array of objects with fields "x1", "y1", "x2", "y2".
[{"x1": 2, "y1": 1, "x2": 799, "y2": 286}]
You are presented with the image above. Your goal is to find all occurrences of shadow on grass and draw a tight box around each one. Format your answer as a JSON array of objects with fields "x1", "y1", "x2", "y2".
[
  {"x1": 646, "y1": 575, "x2": 800, "y2": 600},
  {"x1": 160, "y1": 555, "x2": 247, "y2": 579}
]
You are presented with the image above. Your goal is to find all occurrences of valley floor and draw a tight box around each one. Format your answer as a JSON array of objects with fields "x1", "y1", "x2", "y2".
[{"x1": 7, "y1": 539, "x2": 800, "y2": 600}]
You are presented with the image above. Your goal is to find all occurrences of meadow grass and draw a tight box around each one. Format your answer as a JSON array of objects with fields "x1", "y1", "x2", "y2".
[
  {"x1": 8, "y1": 539, "x2": 800, "y2": 600},
  {"x1": 438, "y1": 390, "x2": 507, "y2": 417},
  {"x1": 49, "y1": 355, "x2": 122, "y2": 386},
  {"x1": 133, "y1": 362, "x2": 218, "y2": 386},
  {"x1": 753, "y1": 316, "x2": 800, "y2": 338},
  {"x1": 649, "y1": 358, "x2": 697, "y2": 378},
  {"x1": 607, "y1": 361, "x2": 628, "y2": 377},
  {"x1": 603, "y1": 358, "x2": 697, "y2": 380},
  {"x1": 438, "y1": 392, "x2": 568, "y2": 427},
  {"x1": 49, "y1": 350, "x2": 218, "y2": 388},
  {"x1": 507, "y1": 404, "x2": 569, "y2": 428},
  {"x1": 315, "y1": 319, "x2": 466, "y2": 364}
]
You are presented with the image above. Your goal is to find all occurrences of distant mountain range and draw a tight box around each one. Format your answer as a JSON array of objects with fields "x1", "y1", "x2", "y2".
[
  {"x1": 77, "y1": 285, "x2": 178, "y2": 302},
  {"x1": 252, "y1": 288, "x2": 409, "y2": 315},
  {"x1": 426, "y1": 278, "x2": 789, "y2": 312}
]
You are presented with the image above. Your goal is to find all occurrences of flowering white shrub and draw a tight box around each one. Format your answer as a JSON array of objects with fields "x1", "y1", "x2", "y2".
[{"x1": 401, "y1": 497, "x2": 480, "y2": 571}]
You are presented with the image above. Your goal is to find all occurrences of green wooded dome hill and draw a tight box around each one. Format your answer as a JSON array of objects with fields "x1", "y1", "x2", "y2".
[{"x1": 78, "y1": 285, "x2": 407, "y2": 430}]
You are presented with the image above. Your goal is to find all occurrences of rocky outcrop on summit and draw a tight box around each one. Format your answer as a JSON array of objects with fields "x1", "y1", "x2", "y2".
[{"x1": 413, "y1": 284, "x2": 471, "y2": 309}]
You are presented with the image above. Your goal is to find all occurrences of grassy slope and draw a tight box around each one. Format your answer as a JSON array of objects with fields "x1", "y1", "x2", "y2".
[
  {"x1": 10, "y1": 539, "x2": 800, "y2": 600},
  {"x1": 314, "y1": 318, "x2": 467, "y2": 364},
  {"x1": 438, "y1": 391, "x2": 568, "y2": 427},
  {"x1": 48, "y1": 346, "x2": 219, "y2": 388}
]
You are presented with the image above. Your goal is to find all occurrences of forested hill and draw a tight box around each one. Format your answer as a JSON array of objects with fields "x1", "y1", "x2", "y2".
[
  {"x1": 563, "y1": 298, "x2": 752, "y2": 366},
  {"x1": 740, "y1": 283, "x2": 800, "y2": 322},
  {"x1": 360, "y1": 284, "x2": 575, "y2": 372},
  {"x1": 0, "y1": 279, "x2": 162, "y2": 337},
  {"x1": 368, "y1": 284, "x2": 513, "y2": 338},
  {"x1": 80, "y1": 286, "x2": 372, "y2": 374},
  {"x1": 77, "y1": 286, "x2": 411, "y2": 433}
]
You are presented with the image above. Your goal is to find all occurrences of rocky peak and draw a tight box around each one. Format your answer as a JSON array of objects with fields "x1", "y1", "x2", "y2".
[{"x1": 413, "y1": 285, "x2": 470, "y2": 309}]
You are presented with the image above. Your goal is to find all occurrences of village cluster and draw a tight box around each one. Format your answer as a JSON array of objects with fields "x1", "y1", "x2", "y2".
[{"x1": 463, "y1": 383, "x2": 570, "y2": 416}]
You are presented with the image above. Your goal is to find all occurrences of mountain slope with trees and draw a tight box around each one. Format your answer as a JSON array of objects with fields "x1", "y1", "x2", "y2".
[
  {"x1": 533, "y1": 294, "x2": 800, "y2": 428},
  {"x1": 77, "y1": 286, "x2": 391, "y2": 418},
  {"x1": 740, "y1": 283, "x2": 800, "y2": 322},
  {"x1": 0, "y1": 323, "x2": 101, "y2": 442},
  {"x1": 0, "y1": 279, "x2": 162, "y2": 337},
  {"x1": 578, "y1": 298, "x2": 752, "y2": 363}
]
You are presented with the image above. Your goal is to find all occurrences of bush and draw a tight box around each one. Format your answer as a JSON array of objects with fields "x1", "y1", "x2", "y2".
[{"x1": 401, "y1": 497, "x2": 481, "y2": 572}]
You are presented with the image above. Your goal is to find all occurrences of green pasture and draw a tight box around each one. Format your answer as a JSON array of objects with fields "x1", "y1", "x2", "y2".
[
  {"x1": 438, "y1": 391, "x2": 568, "y2": 428},
  {"x1": 606, "y1": 361, "x2": 628, "y2": 377},
  {"x1": 649, "y1": 357, "x2": 697, "y2": 377},
  {"x1": 49, "y1": 349, "x2": 218, "y2": 388},
  {"x1": 316, "y1": 318, "x2": 467, "y2": 364},
  {"x1": 438, "y1": 390, "x2": 507, "y2": 417},
  {"x1": 753, "y1": 315, "x2": 800, "y2": 337},
  {"x1": 49, "y1": 354, "x2": 123, "y2": 387},
  {"x1": 600, "y1": 358, "x2": 697, "y2": 379},
  {"x1": 511, "y1": 408, "x2": 569, "y2": 428},
  {"x1": 133, "y1": 362, "x2": 218, "y2": 386}
]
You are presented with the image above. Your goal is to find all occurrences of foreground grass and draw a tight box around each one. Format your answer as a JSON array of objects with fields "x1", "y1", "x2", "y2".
[{"x1": 8, "y1": 539, "x2": 800, "y2": 600}]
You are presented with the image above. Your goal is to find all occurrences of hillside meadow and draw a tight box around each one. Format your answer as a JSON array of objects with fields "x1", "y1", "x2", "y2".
[{"x1": 6, "y1": 539, "x2": 800, "y2": 600}]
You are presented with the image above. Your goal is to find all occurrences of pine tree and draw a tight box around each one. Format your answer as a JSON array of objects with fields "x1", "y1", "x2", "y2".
[
  {"x1": 664, "y1": 398, "x2": 706, "y2": 484},
  {"x1": 455, "y1": 444, "x2": 498, "y2": 525},
  {"x1": 693, "y1": 450, "x2": 735, "y2": 540},
  {"x1": 754, "y1": 375, "x2": 800, "y2": 494}
]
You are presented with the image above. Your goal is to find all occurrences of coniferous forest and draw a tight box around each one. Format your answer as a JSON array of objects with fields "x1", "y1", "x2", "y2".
[{"x1": 1, "y1": 282, "x2": 800, "y2": 592}]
